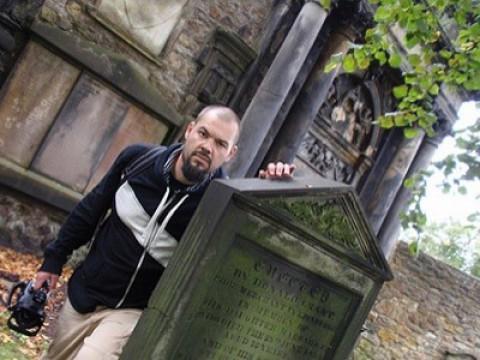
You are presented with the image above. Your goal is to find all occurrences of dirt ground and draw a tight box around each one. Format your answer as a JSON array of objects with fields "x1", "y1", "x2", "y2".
[{"x1": 0, "y1": 246, "x2": 72, "y2": 359}]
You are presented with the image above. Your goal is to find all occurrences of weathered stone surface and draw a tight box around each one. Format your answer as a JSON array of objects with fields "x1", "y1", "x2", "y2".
[
  {"x1": 0, "y1": 186, "x2": 65, "y2": 255},
  {"x1": 85, "y1": 105, "x2": 169, "y2": 191},
  {"x1": 32, "y1": 74, "x2": 128, "y2": 192},
  {"x1": 228, "y1": 2, "x2": 328, "y2": 178},
  {"x1": 39, "y1": 0, "x2": 272, "y2": 113},
  {"x1": 0, "y1": 41, "x2": 80, "y2": 166},
  {"x1": 355, "y1": 242, "x2": 480, "y2": 359},
  {"x1": 122, "y1": 178, "x2": 392, "y2": 360},
  {"x1": 90, "y1": 0, "x2": 188, "y2": 59},
  {"x1": 30, "y1": 22, "x2": 184, "y2": 127}
]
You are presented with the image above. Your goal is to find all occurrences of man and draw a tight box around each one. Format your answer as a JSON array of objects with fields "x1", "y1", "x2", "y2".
[{"x1": 35, "y1": 105, "x2": 294, "y2": 359}]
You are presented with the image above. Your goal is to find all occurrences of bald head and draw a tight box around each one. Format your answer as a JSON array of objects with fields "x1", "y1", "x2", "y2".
[{"x1": 196, "y1": 105, "x2": 240, "y2": 143}]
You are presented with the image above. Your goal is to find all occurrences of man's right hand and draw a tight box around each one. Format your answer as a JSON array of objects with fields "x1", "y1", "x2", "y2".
[{"x1": 34, "y1": 271, "x2": 59, "y2": 290}]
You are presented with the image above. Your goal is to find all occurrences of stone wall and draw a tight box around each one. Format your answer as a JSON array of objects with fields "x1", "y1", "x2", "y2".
[
  {"x1": 0, "y1": 186, "x2": 64, "y2": 256},
  {"x1": 0, "y1": 0, "x2": 273, "y2": 253},
  {"x1": 39, "y1": 0, "x2": 273, "y2": 112},
  {"x1": 355, "y1": 242, "x2": 480, "y2": 359}
]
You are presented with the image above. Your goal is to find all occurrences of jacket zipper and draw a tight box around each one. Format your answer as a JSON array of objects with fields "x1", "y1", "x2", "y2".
[{"x1": 115, "y1": 188, "x2": 189, "y2": 308}]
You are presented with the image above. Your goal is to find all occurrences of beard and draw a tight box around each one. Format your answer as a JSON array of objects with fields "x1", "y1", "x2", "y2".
[{"x1": 181, "y1": 149, "x2": 211, "y2": 183}]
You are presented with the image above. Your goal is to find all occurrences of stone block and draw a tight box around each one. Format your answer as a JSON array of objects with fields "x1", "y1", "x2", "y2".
[{"x1": 122, "y1": 177, "x2": 392, "y2": 360}]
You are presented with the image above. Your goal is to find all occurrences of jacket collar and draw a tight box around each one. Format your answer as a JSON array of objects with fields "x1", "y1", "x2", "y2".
[{"x1": 154, "y1": 143, "x2": 225, "y2": 194}]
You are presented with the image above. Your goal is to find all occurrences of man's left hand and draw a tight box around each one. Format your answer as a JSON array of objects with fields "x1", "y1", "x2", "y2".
[{"x1": 258, "y1": 162, "x2": 295, "y2": 180}]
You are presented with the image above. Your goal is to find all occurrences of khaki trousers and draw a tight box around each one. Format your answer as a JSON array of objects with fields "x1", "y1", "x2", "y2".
[{"x1": 42, "y1": 298, "x2": 142, "y2": 360}]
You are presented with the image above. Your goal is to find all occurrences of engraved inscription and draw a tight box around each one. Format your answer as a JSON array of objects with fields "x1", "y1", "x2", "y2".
[{"x1": 174, "y1": 239, "x2": 361, "y2": 359}]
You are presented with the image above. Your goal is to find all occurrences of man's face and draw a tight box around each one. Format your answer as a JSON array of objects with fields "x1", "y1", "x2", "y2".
[{"x1": 180, "y1": 113, "x2": 238, "y2": 182}]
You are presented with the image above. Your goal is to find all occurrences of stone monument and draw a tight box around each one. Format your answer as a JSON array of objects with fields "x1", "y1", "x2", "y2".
[
  {"x1": 89, "y1": 0, "x2": 187, "y2": 61},
  {"x1": 121, "y1": 177, "x2": 393, "y2": 359}
]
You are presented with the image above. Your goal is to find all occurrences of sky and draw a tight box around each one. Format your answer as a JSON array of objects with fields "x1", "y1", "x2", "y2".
[{"x1": 421, "y1": 101, "x2": 480, "y2": 223}]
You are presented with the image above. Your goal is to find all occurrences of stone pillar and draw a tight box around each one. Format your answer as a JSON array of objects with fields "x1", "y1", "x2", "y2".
[
  {"x1": 229, "y1": 0, "x2": 298, "y2": 115},
  {"x1": 227, "y1": 1, "x2": 328, "y2": 178},
  {"x1": 264, "y1": 30, "x2": 353, "y2": 164},
  {"x1": 378, "y1": 136, "x2": 440, "y2": 258},
  {"x1": 359, "y1": 129, "x2": 424, "y2": 236}
]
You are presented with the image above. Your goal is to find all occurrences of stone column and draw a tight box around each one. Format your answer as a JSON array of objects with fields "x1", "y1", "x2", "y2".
[
  {"x1": 227, "y1": 1, "x2": 328, "y2": 178},
  {"x1": 359, "y1": 130, "x2": 424, "y2": 236},
  {"x1": 364, "y1": 89, "x2": 459, "y2": 256},
  {"x1": 229, "y1": 0, "x2": 298, "y2": 115},
  {"x1": 378, "y1": 136, "x2": 440, "y2": 258},
  {"x1": 264, "y1": 29, "x2": 354, "y2": 164}
]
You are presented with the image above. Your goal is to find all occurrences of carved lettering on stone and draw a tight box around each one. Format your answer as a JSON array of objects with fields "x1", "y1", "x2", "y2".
[
  {"x1": 174, "y1": 239, "x2": 361, "y2": 359},
  {"x1": 90, "y1": 0, "x2": 187, "y2": 58}
]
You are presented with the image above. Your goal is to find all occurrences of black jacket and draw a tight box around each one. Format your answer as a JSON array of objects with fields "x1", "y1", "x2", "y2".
[{"x1": 40, "y1": 143, "x2": 225, "y2": 313}]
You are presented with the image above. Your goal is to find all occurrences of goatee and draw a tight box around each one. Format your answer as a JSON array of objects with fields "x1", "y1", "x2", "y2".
[
  {"x1": 182, "y1": 161, "x2": 208, "y2": 182},
  {"x1": 181, "y1": 151, "x2": 211, "y2": 183}
]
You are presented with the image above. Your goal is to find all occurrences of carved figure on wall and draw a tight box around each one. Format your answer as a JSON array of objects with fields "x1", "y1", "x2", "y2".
[
  {"x1": 89, "y1": 0, "x2": 187, "y2": 60},
  {"x1": 297, "y1": 74, "x2": 385, "y2": 185},
  {"x1": 320, "y1": 75, "x2": 375, "y2": 153}
]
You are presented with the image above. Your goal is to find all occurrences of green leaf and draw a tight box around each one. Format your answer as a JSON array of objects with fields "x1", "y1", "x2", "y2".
[
  {"x1": 325, "y1": 52, "x2": 345, "y2": 73},
  {"x1": 408, "y1": 54, "x2": 421, "y2": 67},
  {"x1": 458, "y1": 186, "x2": 467, "y2": 195},
  {"x1": 358, "y1": 57, "x2": 370, "y2": 69},
  {"x1": 374, "y1": 50, "x2": 387, "y2": 65},
  {"x1": 393, "y1": 85, "x2": 409, "y2": 99},
  {"x1": 342, "y1": 54, "x2": 356, "y2": 73},
  {"x1": 378, "y1": 115, "x2": 395, "y2": 129},
  {"x1": 428, "y1": 83, "x2": 440, "y2": 95},
  {"x1": 408, "y1": 86, "x2": 422, "y2": 99},
  {"x1": 394, "y1": 114, "x2": 409, "y2": 126},
  {"x1": 404, "y1": 127, "x2": 419, "y2": 138},
  {"x1": 418, "y1": 118, "x2": 427, "y2": 128},
  {"x1": 389, "y1": 53, "x2": 402, "y2": 68},
  {"x1": 454, "y1": 72, "x2": 468, "y2": 85},
  {"x1": 404, "y1": 74, "x2": 416, "y2": 85},
  {"x1": 318, "y1": 0, "x2": 331, "y2": 10},
  {"x1": 404, "y1": 177, "x2": 416, "y2": 188},
  {"x1": 406, "y1": 19, "x2": 418, "y2": 32},
  {"x1": 418, "y1": 77, "x2": 432, "y2": 91},
  {"x1": 324, "y1": 61, "x2": 337, "y2": 73},
  {"x1": 416, "y1": 19, "x2": 428, "y2": 33},
  {"x1": 439, "y1": 49, "x2": 452, "y2": 59},
  {"x1": 375, "y1": 6, "x2": 392, "y2": 21},
  {"x1": 405, "y1": 35, "x2": 420, "y2": 48},
  {"x1": 464, "y1": 77, "x2": 480, "y2": 91},
  {"x1": 353, "y1": 48, "x2": 365, "y2": 61},
  {"x1": 408, "y1": 241, "x2": 419, "y2": 256}
]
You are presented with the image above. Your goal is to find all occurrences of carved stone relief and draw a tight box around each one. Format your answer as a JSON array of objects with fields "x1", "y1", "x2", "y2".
[
  {"x1": 317, "y1": 74, "x2": 378, "y2": 155},
  {"x1": 297, "y1": 74, "x2": 384, "y2": 185},
  {"x1": 298, "y1": 132, "x2": 355, "y2": 183}
]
